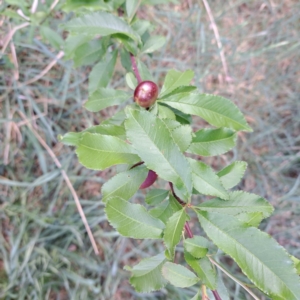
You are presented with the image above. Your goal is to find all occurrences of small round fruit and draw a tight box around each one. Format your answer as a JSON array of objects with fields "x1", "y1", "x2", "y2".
[
  {"x1": 134, "y1": 81, "x2": 159, "y2": 108},
  {"x1": 140, "y1": 170, "x2": 158, "y2": 189}
]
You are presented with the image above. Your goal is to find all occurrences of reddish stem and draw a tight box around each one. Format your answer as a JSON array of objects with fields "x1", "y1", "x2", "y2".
[
  {"x1": 130, "y1": 161, "x2": 144, "y2": 169},
  {"x1": 212, "y1": 290, "x2": 222, "y2": 300},
  {"x1": 168, "y1": 182, "x2": 185, "y2": 206},
  {"x1": 130, "y1": 53, "x2": 142, "y2": 84},
  {"x1": 184, "y1": 223, "x2": 193, "y2": 238}
]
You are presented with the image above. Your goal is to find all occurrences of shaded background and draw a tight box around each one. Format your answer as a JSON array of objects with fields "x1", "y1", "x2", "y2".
[{"x1": 1, "y1": 0, "x2": 300, "y2": 299}]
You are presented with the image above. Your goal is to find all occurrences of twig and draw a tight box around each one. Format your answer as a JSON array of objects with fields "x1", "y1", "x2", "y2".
[
  {"x1": 212, "y1": 290, "x2": 222, "y2": 300},
  {"x1": 10, "y1": 40, "x2": 19, "y2": 81},
  {"x1": 202, "y1": 285, "x2": 209, "y2": 300},
  {"x1": 201, "y1": 0, "x2": 230, "y2": 83},
  {"x1": 50, "y1": 0, "x2": 60, "y2": 11},
  {"x1": 168, "y1": 182, "x2": 186, "y2": 206},
  {"x1": 130, "y1": 53, "x2": 142, "y2": 84},
  {"x1": 17, "y1": 110, "x2": 100, "y2": 256},
  {"x1": 208, "y1": 257, "x2": 260, "y2": 300},
  {"x1": 23, "y1": 51, "x2": 64, "y2": 85},
  {"x1": 1, "y1": 22, "x2": 30, "y2": 54},
  {"x1": 31, "y1": 0, "x2": 39, "y2": 14},
  {"x1": 184, "y1": 223, "x2": 193, "y2": 238}
]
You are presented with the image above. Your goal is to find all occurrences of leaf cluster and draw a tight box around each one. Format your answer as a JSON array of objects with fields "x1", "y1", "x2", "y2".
[{"x1": 56, "y1": 1, "x2": 300, "y2": 299}]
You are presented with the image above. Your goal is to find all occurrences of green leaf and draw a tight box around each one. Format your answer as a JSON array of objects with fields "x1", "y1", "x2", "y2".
[
  {"x1": 145, "y1": 189, "x2": 169, "y2": 205},
  {"x1": 58, "y1": 132, "x2": 81, "y2": 146},
  {"x1": 162, "y1": 262, "x2": 199, "y2": 288},
  {"x1": 40, "y1": 26, "x2": 64, "y2": 50},
  {"x1": 161, "y1": 93, "x2": 252, "y2": 132},
  {"x1": 184, "y1": 252, "x2": 217, "y2": 290},
  {"x1": 169, "y1": 193, "x2": 184, "y2": 212},
  {"x1": 125, "y1": 72, "x2": 137, "y2": 90},
  {"x1": 76, "y1": 132, "x2": 139, "y2": 170},
  {"x1": 59, "y1": 124, "x2": 126, "y2": 146},
  {"x1": 88, "y1": 50, "x2": 118, "y2": 94},
  {"x1": 125, "y1": 108, "x2": 192, "y2": 201},
  {"x1": 159, "y1": 85, "x2": 197, "y2": 99},
  {"x1": 187, "y1": 128, "x2": 237, "y2": 157},
  {"x1": 63, "y1": 11, "x2": 140, "y2": 42},
  {"x1": 158, "y1": 105, "x2": 176, "y2": 120},
  {"x1": 141, "y1": 35, "x2": 166, "y2": 53},
  {"x1": 125, "y1": 252, "x2": 167, "y2": 292},
  {"x1": 149, "y1": 199, "x2": 174, "y2": 224},
  {"x1": 131, "y1": 19, "x2": 151, "y2": 37},
  {"x1": 290, "y1": 256, "x2": 300, "y2": 275},
  {"x1": 5, "y1": 0, "x2": 28, "y2": 11},
  {"x1": 198, "y1": 191, "x2": 274, "y2": 218},
  {"x1": 164, "y1": 209, "x2": 187, "y2": 259},
  {"x1": 188, "y1": 158, "x2": 229, "y2": 200},
  {"x1": 207, "y1": 271, "x2": 230, "y2": 300},
  {"x1": 112, "y1": 33, "x2": 138, "y2": 55},
  {"x1": 236, "y1": 212, "x2": 264, "y2": 227},
  {"x1": 62, "y1": 0, "x2": 113, "y2": 12},
  {"x1": 161, "y1": 119, "x2": 192, "y2": 152},
  {"x1": 217, "y1": 161, "x2": 247, "y2": 189},
  {"x1": 106, "y1": 197, "x2": 165, "y2": 239},
  {"x1": 64, "y1": 34, "x2": 91, "y2": 59},
  {"x1": 159, "y1": 69, "x2": 194, "y2": 98},
  {"x1": 102, "y1": 110, "x2": 126, "y2": 125},
  {"x1": 170, "y1": 106, "x2": 193, "y2": 124},
  {"x1": 73, "y1": 39, "x2": 106, "y2": 67},
  {"x1": 85, "y1": 88, "x2": 130, "y2": 112},
  {"x1": 120, "y1": 47, "x2": 132, "y2": 72},
  {"x1": 184, "y1": 236, "x2": 209, "y2": 259},
  {"x1": 101, "y1": 165, "x2": 148, "y2": 203},
  {"x1": 190, "y1": 291, "x2": 201, "y2": 300},
  {"x1": 126, "y1": 0, "x2": 140, "y2": 20},
  {"x1": 197, "y1": 211, "x2": 300, "y2": 299},
  {"x1": 137, "y1": 60, "x2": 154, "y2": 81},
  {"x1": 84, "y1": 124, "x2": 126, "y2": 139}
]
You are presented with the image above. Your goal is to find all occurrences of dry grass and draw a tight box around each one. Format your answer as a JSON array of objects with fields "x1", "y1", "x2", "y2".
[{"x1": 0, "y1": 0, "x2": 299, "y2": 299}]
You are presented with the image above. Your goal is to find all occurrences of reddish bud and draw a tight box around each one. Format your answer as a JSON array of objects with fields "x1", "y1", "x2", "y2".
[
  {"x1": 140, "y1": 170, "x2": 158, "y2": 189},
  {"x1": 134, "y1": 81, "x2": 159, "y2": 108}
]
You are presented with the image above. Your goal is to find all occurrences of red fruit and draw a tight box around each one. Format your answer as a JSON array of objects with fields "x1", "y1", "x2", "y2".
[
  {"x1": 134, "y1": 81, "x2": 159, "y2": 108},
  {"x1": 140, "y1": 170, "x2": 158, "y2": 189}
]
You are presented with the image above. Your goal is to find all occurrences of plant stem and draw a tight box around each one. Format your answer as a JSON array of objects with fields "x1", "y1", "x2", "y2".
[
  {"x1": 130, "y1": 53, "x2": 142, "y2": 84},
  {"x1": 169, "y1": 182, "x2": 222, "y2": 300},
  {"x1": 212, "y1": 290, "x2": 222, "y2": 300},
  {"x1": 168, "y1": 182, "x2": 186, "y2": 206},
  {"x1": 184, "y1": 223, "x2": 193, "y2": 238}
]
